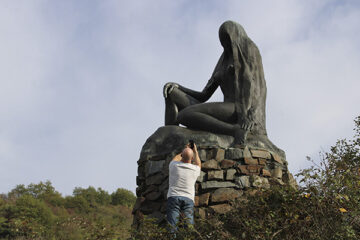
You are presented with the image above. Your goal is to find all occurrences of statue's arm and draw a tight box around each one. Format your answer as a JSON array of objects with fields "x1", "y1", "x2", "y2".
[
  {"x1": 179, "y1": 75, "x2": 219, "y2": 102},
  {"x1": 164, "y1": 75, "x2": 220, "y2": 103}
]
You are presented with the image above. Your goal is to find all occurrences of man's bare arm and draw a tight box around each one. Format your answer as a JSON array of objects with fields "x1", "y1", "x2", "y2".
[
  {"x1": 192, "y1": 144, "x2": 201, "y2": 168},
  {"x1": 172, "y1": 153, "x2": 182, "y2": 162}
]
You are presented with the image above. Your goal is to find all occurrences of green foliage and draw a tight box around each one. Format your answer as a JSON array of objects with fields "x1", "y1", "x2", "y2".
[
  {"x1": 73, "y1": 186, "x2": 111, "y2": 206},
  {"x1": 0, "y1": 182, "x2": 135, "y2": 239},
  {"x1": 0, "y1": 195, "x2": 55, "y2": 239},
  {"x1": 64, "y1": 195, "x2": 91, "y2": 214},
  {"x1": 111, "y1": 188, "x2": 137, "y2": 207}
]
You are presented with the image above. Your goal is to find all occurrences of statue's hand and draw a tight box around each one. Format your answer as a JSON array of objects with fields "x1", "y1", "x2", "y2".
[{"x1": 163, "y1": 82, "x2": 179, "y2": 98}]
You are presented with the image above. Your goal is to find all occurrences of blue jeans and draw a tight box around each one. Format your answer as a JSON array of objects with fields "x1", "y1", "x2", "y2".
[{"x1": 167, "y1": 196, "x2": 194, "y2": 229}]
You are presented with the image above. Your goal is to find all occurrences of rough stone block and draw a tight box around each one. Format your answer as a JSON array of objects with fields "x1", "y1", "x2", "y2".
[
  {"x1": 198, "y1": 149, "x2": 207, "y2": 162},
  {"x1": 284, "y1": 171, "x2": 298, "y2": 189},
  {"x1": 251, "y1": 175, "x2": 270, "y2": 189},
  {"x1": 238, "y1": 165, "x2": 249, "y2": 175},
  {"x1": 136, "y1": 176, "x2": 145, "y2": 186},
  {"x1": 243, "y1": 146, "x2": 252, "y2": 158},
  {"x1": 132, "y1": 197, "x2": 145, "y2": 214},
  {"x1": 244, "y1": 157, "x2": 258, "y2": 165},
  {"x1": 143, "y1": 185, "x2": 158, "y2": 196},
  {"x1": 235, "y1": 176, "x2": 250, "y2": 188},
  {"x1": 145, "y1": 191, "x2": 162, "y2": 201},
  {"x1": 195, "y1": 183, "x2": 200, "y2": 195},
  {"x1": 269, "y1": 178, "x2": 285, "y2": 186},
  {"x1": 136, "y1": 185, "x2": 145, "y2": 197},
  {"x1": 197, "y1": 171, "x2": 206, "y2": 182},
  {"x1": 272, "y1": 167, "x2": 283, "y2": 179},
  {"x1": 202, "y1": 159, "x2": 220, "y2": 170},
  {"x1": 137, "y1": 165, "x2": 145, "y2": 178},
  {"x1": 258, "y1": 158, "x2": 267, "y2": 165},
  {"x1": 159, "y1": 178, "x2": 169, "y2": 193},
  {"x1": 161, "y1": 159, "x2": 171, "y2": 177},
  {"x1": 208, "y1": 170, "x2": 224, "y2": 180},
  {"x1": 148, "y1": 154, "x2": 167, "y2": 161},
  {"x1": 215, "y1": 148, "x2": 225, "y2": 161},
  {"x1": 140, "y1": 201, "x2": 162, "y2": 214},
  {"x1": 198, "y1": 208, "x2": 207, "y2": 219},
  {"x1": 226, "y1": 169, "x2": 237, "y2": 180},
  {"x1": 211, "y1": 188, "x2": 242, "y2": 203},
  {"x1": 195, "y1": 193, "x2": 210, "y2": 206},
  {"x1": 209, "y1": 204, "x2": 232, "y2": 214},
  {"x1": 247, "y1": 165, "x2": 262, "y2": 175},
  {"x1": 225, "y1": 148, "x2": 243, "y2": 159},
  {"x1": 201, "y1": 181, "x2": 237, "y2": 189},
  {"x1": 262, "y1": 169, "x2": 271, "y2": 177},
  {"x1": 206, "y1": 148, "x2": 216, "y2": 160},
  {"x1": 146, "y1": 173, "x2": 164, "y2": 185},
  {"x1": 145, "y1": 160, "x2": 165, "y2": 177},
  {"x1": 272, "y1": 153, "x2": 284, "y2": 164},
  {"x1": 220, "y1": 159, "x2": 236, "y2": 169},
  {"x1": 250, "y1": 149, "x2": 271, "y2": 159}
]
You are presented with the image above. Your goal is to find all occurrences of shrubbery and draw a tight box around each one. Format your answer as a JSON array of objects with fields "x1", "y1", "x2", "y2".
[{"x1": 0, "y1": 183, "x2": 135, "y2": 239}]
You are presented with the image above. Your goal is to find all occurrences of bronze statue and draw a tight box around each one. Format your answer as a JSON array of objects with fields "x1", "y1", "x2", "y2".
[{"x1": 163, "y1": 21, "x2": 268, "y2": 146}]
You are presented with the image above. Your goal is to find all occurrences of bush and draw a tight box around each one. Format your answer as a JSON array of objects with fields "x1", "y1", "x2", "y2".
[
  {"x1": 73, "y1": 186, "x2": 111, "y2": 207},
  {"x1": 8, "y1": 181, "x2": 64, "y2": 207},
  {"x1": 0, "y1": 182, "x2": 134, "y2": 239},
  {"x1": 111, "y1": 188, "x2": 136, "y2": 207},
  {"x1": 0, "y1": 195, "x2": 55, "y2": 239}
]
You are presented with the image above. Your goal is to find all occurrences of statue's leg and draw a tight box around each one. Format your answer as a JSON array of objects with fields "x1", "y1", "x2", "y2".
[
  {"x1": 165, "y1": 98, "x2": 178, "y2": 125},
  {"x1": 165, "y1": 88, "x2": 200, "y2": 125},
  {"x1": 177, "y1": 102, "x2": 236, "y2": 136}
]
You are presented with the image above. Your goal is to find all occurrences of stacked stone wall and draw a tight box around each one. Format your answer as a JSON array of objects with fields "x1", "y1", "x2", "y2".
[{"x1": 133, "y1": 145, "x2": 296, "y2": 225}]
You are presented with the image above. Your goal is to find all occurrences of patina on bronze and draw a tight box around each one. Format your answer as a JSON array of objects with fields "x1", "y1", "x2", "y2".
[{"x1": 163, "y1": 21, "x2": 268, "y2": 146}]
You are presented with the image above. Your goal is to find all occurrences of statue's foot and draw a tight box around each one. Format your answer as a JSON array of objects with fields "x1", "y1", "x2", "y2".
[{"x1": 233, "y1": 125, "x2": 248, "y2": 148}]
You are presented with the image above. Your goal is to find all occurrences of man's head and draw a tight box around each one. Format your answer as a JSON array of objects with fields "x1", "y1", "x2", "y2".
[{"x1": 181, "y1": 147, "x2": 194, "y2": 163}]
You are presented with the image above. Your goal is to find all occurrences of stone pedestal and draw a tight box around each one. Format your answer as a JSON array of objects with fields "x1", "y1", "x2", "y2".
[{"x1": 132, "y1": 126, "x2": 296, "y2": 226}]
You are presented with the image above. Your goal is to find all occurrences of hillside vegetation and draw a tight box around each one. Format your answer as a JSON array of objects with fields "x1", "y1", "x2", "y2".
[{"x1": 0, "y1": 182, "x2": 136, "y2": 240}]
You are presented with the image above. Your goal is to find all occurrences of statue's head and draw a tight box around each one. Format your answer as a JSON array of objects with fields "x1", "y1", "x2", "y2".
[{"x1": 219, "y1": 21, "x2": 247, "y2": 51}]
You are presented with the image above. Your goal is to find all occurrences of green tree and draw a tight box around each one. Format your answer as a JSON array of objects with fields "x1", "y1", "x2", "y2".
[
  {"x1": 111, "y1": 188, "x2": 136, "y2": 207},
  {"x1": 1, "y1": 195, "x2": 55, "y2": 238},
  {"x1": 64, "y1": 195, "x2": 91, "y2": 214},
  {"x1": 73, "y1": 186, "x2": 111, "y2": 206},
  {"x1": 8, "y1": 181, "x2": 64, "y2": 206}
]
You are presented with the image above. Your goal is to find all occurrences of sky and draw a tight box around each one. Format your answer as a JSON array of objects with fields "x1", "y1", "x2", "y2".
[{"x1": 0, "y1": 0, "x2": 359, "y2": 196}]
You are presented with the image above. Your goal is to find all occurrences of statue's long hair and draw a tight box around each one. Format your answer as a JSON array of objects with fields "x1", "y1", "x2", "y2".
[{"x1": 213, "y1": 21, "x2": 267, "y2": 134}]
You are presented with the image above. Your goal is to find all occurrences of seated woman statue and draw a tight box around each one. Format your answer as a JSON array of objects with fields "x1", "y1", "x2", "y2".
[{"x1": 163, "y1": 21, "x2": 268, "y2": 146}]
